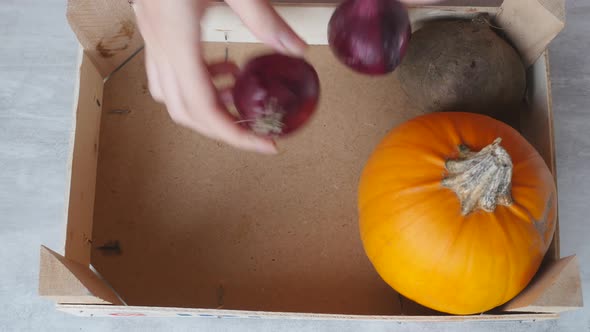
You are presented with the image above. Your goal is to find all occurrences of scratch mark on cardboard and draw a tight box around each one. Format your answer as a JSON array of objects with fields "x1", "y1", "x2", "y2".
[{"x1": 96, "y1": 20, "x2": 135, "y2": 58}]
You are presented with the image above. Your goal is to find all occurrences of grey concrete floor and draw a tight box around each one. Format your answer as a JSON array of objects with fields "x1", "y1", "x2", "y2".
[{"x1": 0, "y1": 0, "x2": 588, "y2": 331}]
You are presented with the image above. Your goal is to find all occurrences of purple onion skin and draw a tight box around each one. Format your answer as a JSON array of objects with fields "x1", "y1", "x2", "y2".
[
  {"x1": 328, "y1": 0, "x2": 411, "y2": 75},
  {"x1": 233, "y1": 54, "x2": 321, "y2": 137}
]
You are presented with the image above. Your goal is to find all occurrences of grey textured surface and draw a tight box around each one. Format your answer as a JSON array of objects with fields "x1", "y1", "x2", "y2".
[{"x1": 0, "y1": 0, "x2": 588, "y2": 331}]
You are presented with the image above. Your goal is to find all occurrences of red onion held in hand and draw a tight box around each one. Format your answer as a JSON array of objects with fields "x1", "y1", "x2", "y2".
[
  {"x1": 233, "y1": 53, "x2": 320, "y2": 137},
  {"x1": 328, "y1": 0, "x2": 411, "y2": 75}
]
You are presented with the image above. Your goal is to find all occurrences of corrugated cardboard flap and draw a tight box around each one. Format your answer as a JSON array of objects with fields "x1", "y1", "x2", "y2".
[
  {"x1": 66, "y1": 0, "x2": 143, "y2": 78},
  {"x1": 502, "y1": 255, "x2": 583, "y2": 313},
  {"x1": 496, "y1": 0, "x2": 565, "y2": 66},
  {"x1": 39, "y1": 246, "x2": 122, "y2": 305}
]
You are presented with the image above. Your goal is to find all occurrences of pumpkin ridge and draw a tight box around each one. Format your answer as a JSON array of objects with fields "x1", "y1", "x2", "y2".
[
  {"x1": 362, "y1": 190, "x2": 454, "y2": 262},
  {"x1": 508, "y1": 182, "x2": 541, "y2": 191},
  {"x1": 427, "y1": 211, "x2": 467, "y2": 289},
  {"x1": 535, "y1": 192, "x2": 554, "y2": 235},
  {"x1": 511, "y1": 153, "x2": 545, "y2": 172},
  {"x1": 358, "y1": 180, "x2": 440, "y2": 213},
  {"x1": 509, "y1": 200, "x2": 546, "y2": 228},
  {"x1": 489, "y1": 209, "x2": 517, "y2": 304},
  {"x1": 360, "y1": 159, "x2": 444, "y2": 179},
  {"x1": 375, "y1": 141, "x2": 452, "y2": 160}
]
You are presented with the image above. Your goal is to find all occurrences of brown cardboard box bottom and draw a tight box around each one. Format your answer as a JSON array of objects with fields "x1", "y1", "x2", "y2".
[
  {"x1": 93, "y1": 44, "x2": 428, "y2": 315},
  {"x1": 39, "y1": 0, "x2": 582, "y2": 321}
]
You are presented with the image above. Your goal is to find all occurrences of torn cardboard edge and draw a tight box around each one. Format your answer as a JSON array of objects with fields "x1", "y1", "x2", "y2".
[
  {"x1": 495, "y1": 0, "x2": 566, "y2": 65},
  {"x1": 66, "y1": 0, "x2": 564, "y2": 79}
]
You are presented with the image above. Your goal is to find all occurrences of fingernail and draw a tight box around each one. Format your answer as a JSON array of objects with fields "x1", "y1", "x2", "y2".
[
  {"x1": 257, "y1": 141, "x2": 278, "y2": 154},
  {"x1": 278, "y1": 33, "x2": 307, "y2": 57}
]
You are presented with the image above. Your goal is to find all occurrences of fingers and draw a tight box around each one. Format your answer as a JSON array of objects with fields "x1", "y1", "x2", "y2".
[
  {"x1": 133, "y1": 0, "x2": 278, "y2": 155},
  {"x1": 145, "y1": 48, "x2": 164, "y2": 103},
  {"x1": 205, "y1": 109, "x2": 278, "y2": 154},
  {"x1": 218, "y1": 87, "x2": 234, "y2": 108},
  {"x1": 225, "y1": 0, "x2": 307, "y2": 56},
  {"x1": 207, "y1": 61, "x2": 240, "y2": 78},
  {"x1": 156, "y1": 61, "x2": 215, "y2": 137},
  {"x1": 207, "y1": 61, "x2": 238, "y2": 109},
  {"x1": 204, "y1": 62, "x2": 275, "y2": 153},
  {"x1": 156, "y1": 59, "x2": 277, "y2": 154}
]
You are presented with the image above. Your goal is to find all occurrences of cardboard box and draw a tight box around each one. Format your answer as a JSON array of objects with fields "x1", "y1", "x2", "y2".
[{"x1": 39, "y1": 0, "x2": 582, "y2": 321}]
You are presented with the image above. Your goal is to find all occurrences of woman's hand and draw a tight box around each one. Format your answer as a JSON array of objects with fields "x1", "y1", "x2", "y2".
[
  {"x1": 133, "y1": 0, "x2": 442, "y2": 154},
  {"x1": 133, "y1": 0, "x2": 307, "y2": 154}
]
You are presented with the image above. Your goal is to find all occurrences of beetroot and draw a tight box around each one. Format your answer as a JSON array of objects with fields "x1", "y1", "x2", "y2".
[
  {"x1": 233, "y1": 53, "x2": 320, "y2": 137},
  {"x1": 328, "y1": 0, "x2": 411, "y2": 75},
  {"x1": 397, "y1": 18, "x2": 527, "y2": 115}
]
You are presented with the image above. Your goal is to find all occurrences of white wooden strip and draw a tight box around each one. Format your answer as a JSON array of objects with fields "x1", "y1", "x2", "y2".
[{"x1": 201, "y1": 4, "x2": 499, "y2": 45}]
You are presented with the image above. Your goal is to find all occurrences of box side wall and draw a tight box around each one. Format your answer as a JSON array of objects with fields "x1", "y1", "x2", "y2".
[
  {"x1": 65, "y1": 1, "x2": 503, "y2": 77},
  {"x1": 64, "y1": 52, "x2": 104, "y2": 265},
  {"x1": 521, "y1": 52, "x2": 560, "y2": 261},
  {"x1": 55, "y1": 304, "x2": 558, "y2": 322},
  {"x1": 65, "y1": 0, "x2": 563, "y2": 76}
]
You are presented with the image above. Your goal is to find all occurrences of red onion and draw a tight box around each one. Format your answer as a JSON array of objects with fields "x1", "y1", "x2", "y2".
[
  {"x1": 232, "y1": 53, "x2": 321, "y2": 137},
  {"x1": 328, "y1": 0, "x2": 411, "y2": 75}
]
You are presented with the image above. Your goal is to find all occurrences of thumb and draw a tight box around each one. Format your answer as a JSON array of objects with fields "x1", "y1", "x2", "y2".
[{"x1": 225, "y1": 0, "x2": 307, "y2": 56}]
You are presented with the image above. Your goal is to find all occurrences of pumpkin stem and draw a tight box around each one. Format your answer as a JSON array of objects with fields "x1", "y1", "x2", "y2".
[{"x1": 442, "y1": 138, "x2": 513, "y2": 216}]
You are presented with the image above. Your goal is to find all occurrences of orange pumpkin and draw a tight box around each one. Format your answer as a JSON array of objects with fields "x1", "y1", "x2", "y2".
[{"x1": 358, "y1": 112, "x2": 557, "y2": 315}]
